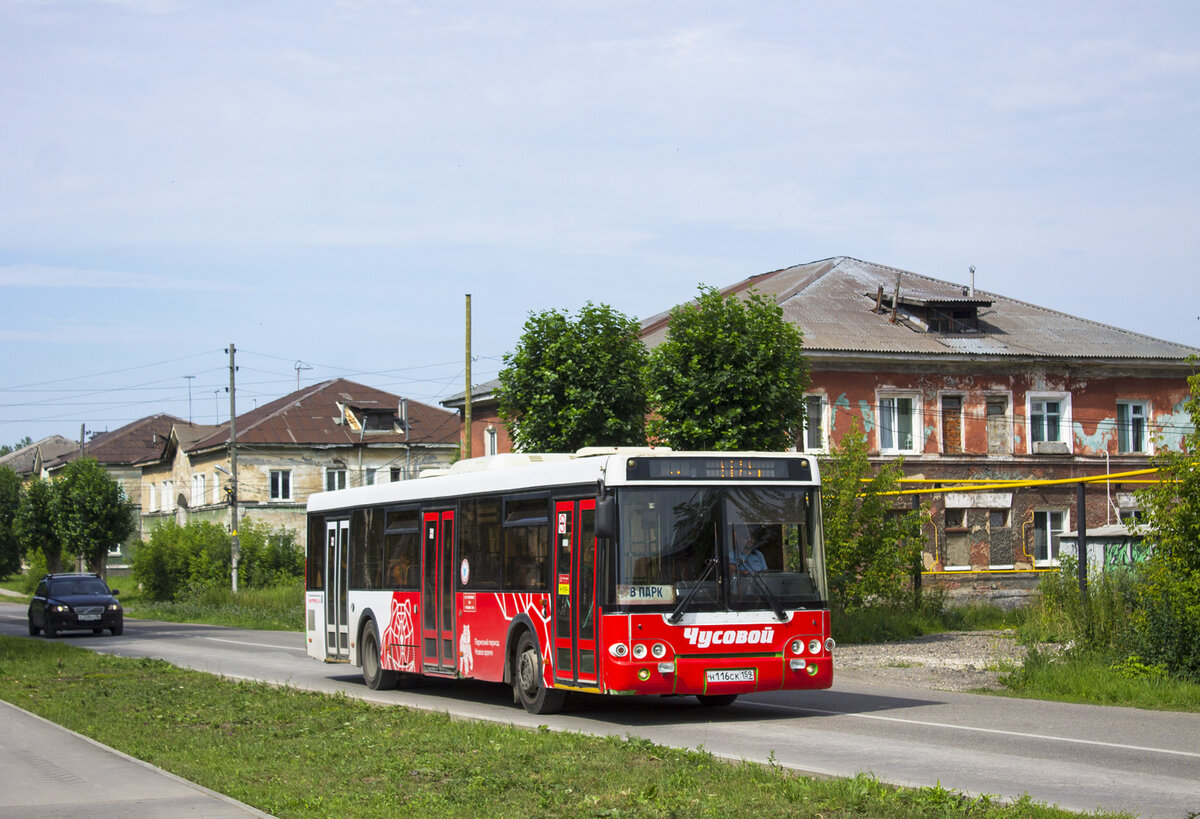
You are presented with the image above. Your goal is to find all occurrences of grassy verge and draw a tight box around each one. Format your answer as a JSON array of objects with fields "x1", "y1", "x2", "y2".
[
  {"x1": 1000, "y1": 648, "x2": 1200, "y2": 712},
  {"x1": 0, "y1": 637, "x2": 1107, "y2": 819},
  {"x1": 120, "y1": 583, "x2": 303, "y2": 631},
  {"x1": 833, "y1": 601, "x2": 1028, "y2": 645}
]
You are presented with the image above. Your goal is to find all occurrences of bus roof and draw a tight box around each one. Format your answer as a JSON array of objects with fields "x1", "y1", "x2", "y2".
[{"x1": 306, "y1": 448, "x2": 819, "y2": 514}]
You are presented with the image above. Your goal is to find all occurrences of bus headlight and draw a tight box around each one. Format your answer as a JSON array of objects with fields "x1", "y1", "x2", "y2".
[
  {"x1": 808, "y1": 639, "x2": 821, "y2": 654},
  {"x1": 609, "y1": 643, "x2": 629, "y2": 658},
  {"x1": 651, "y1": 643, "x2": 667, "y2": 659},
  {"x1": 806, "y1": 663, "x2": 819, "y2": 676},
  {"x1": 632, "y1": 643, "x2": 648, "y2": 659},
  {"x1": 790, "y1": 639, "x2": 803, "y2": 655},
  {"x1": 637, "y1": 668, "x2": 651, "y2": 681},
  {"x1": 825, "y1": 638, "x2": 836, "y2": 652}
]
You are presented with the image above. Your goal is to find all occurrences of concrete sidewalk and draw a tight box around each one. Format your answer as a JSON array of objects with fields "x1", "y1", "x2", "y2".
[{"x1": 0, "y1": 700, "x2": 271, "y2": 818}]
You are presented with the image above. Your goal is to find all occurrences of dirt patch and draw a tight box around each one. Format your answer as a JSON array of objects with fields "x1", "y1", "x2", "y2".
[{"x1": 833, "y1": 630, "x2": 1036, "y2": 692}]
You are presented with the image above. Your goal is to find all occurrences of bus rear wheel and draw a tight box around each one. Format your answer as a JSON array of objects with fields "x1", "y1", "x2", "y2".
[
  {"x1": 514, "y1": 632, "x2": 565, "y2": 715},
  {"x1": 697, "y1": 694, "x2": 738, "y2": 707},
  {"x1": 362, "y1": 622, "x2": 398, "y2": 691}
]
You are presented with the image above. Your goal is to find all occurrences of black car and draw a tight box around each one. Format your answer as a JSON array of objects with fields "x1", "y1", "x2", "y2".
[{"x1": 28, "y1": 573, "x2": 124, "y2": 637}]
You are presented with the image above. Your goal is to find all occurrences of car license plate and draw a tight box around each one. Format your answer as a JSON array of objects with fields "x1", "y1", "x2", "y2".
[
  {"x1": 78, "y1": 614, "x2": 100, "y2": 621},
  {"x1": 705, "y1": 668, "x2": 755, "y2": 684}
]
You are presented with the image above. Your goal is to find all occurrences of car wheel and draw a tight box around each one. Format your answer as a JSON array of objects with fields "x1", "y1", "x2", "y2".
[
  {"x1": 513, "y1": 631, "x2": 565, "y2": 715},
  {"x1": 696, "y1": 694, "x2": 738, "y2": 707},
  {"x1": 110, "y1": 622, "x2": 123, "y2": 636},
  {"x1": 28, "y1": 619, "x2": 39, "y2": 636},
  {"x1": 93, "y1": 628, "x2": 103, "y2": 635},
  {"x1": 362, "y1": 621, "x2": 397, "y2": 691},
  {"x1": 44, "y1": 621, "x2": 57, "y2": 638}
]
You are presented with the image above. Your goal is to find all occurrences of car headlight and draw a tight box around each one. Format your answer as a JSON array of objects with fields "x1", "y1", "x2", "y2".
[
  {"x1": 51, "y1": 604, "x2": 69, "y2": 613},
  {"x1": 107, "y1": 603, "x2": 121, "y2": 611}
]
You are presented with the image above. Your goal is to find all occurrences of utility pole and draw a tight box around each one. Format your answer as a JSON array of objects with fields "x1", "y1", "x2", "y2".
[
  {"x1": 227, "y1": 344, "x2": 240, "y2": 592},
  {"x1": 185, "y1": 375, "x2": 195, "y2": 423},
  {"x1": 464, "y1": 293, "x2": 472, "y2": 460}
]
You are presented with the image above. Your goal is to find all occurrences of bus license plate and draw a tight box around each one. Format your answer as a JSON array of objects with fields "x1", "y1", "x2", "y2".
[{"x1": 706, "y1": 668, "x2": 755, "y2": 684}]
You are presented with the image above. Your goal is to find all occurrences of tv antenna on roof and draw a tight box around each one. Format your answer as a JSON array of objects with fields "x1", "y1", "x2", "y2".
[{"x1": 294, "y1": 360, "x2": 313, "y2": 391}]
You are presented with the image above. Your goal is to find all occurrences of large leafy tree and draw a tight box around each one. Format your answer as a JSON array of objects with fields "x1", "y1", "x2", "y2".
[
  {"x1": 0, "y1": 466, "x2": 21, "y2": 577},
  {"x1": 821, "y1": 423, "x2": 925, "y2": 611},
  {"x1": 15, "y1": 478, "x2": 61, "y2": 573},
  {"x1": 498, "y1": 302, "x2": 648, "y2": 452},
  {"x1": 51, "y1": 458, "x2": 136, "y2": 575},
  {"x1": 646, "y1": 286, "x2": 809, "y2": 451}
]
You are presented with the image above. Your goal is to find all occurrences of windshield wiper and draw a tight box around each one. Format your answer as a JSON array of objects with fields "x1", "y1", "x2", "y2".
[
  {"x1": 741, "y1": 563, "x2": 788, "y2": 623},
  {"x1": 667, "y1": 557, "x2": 718, "y2": 625}
]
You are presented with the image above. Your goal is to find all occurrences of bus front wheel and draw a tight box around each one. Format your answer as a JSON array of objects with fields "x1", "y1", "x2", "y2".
[
  {"x1": 514, "y1": 632, "x2": 565, "y2": 715},
  {"x1": 362, "y1": 622, "x2": 398, "y2": 691}
]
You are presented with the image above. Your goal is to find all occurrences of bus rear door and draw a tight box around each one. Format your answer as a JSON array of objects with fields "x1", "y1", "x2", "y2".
[
  {"x1": 422, "y1": 510, "x2": 456, "y2": 674},
  {"x1": 324, "y1": 518, "x2": 350, "y2": 661},
  {"x1": 553, "y1": 499, "x2": 598, "y2": 688}
]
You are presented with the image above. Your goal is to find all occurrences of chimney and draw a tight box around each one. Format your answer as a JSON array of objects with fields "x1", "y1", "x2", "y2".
[{"x1": 969, "y1": 265, "x2": 976, "y2": 298}]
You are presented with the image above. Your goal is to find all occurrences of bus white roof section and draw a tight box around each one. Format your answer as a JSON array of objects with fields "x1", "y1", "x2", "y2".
[{"x1": 306, "y1": 448, "x2": 819, "y2": 514}]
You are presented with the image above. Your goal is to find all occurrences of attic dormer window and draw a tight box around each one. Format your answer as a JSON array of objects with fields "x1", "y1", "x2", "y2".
[{"x1": 925, "y1": 303, "x2": 980, "y2": 334}]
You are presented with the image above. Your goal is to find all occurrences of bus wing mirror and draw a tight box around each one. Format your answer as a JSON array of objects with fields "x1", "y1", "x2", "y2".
[{"x1": 595, "y1": 497, "x2": 617, "y2": 540}]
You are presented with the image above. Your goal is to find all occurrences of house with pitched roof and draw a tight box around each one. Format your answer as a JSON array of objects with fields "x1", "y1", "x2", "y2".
[
  {"x1": 0, "y1": 434, "x2": 78, "y2": 482},
  {"x1": 140, "y1": 379, "x2": 461, "y2": 535},
  {"x1": 640, "y1": 257, "x2": 1199, "y2": 601}
]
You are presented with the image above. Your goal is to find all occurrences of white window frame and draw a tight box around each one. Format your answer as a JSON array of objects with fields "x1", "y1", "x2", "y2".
[
  {"x1": 798, "y1": 394, "x2": 827, "y2": 453},
  {"x1": 147, "y1": 481, "x2": 157, "y2": 512},
  {"x1": 365, "y1": 467, "x2": 376, "y2": 486},
  {"x1": 1116, "y1": 400, "x2": 1151, "y2": 454},
  {"x1": 270, "y1": 469, "x2": 292, "y2": 501},
  {"x1": 192, "y1": 473, "x2": 205, "y2": 507},
  {"x1": 486, "y1": 425, "x2": 499, "y2": 457},
  {"x1": 161, "y1": 480, "x2": 173, "y2": 511},
  {"x1": 1032, "y1": 509, "x2": 1068, "y2": 566},
  {"x1": 877, "y1": 391, "x2": 921, "y2": 454},
  {"x1": 1026, "y1": 392, "x2": 1072, "y2": 453},
  {"x1": 213, "y1": 473, "x2": 222, "y2": 505},
  {"x1": 325, "y1": 468, "x2": 347, "y2": 492}
]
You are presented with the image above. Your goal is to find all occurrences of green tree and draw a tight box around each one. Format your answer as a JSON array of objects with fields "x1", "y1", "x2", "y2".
[
  {"x1": 15, "y1": 478, "x2": 62, "y2": 574},
  {"x1": 498, "y1": 302, "x2": 648, "y2": 452},
  {"x1": 645, "y1": 286, "x2": 809, "y2": 451},
  {"x1": 1133, "y1": 368, "x2": 1200, "y2": 678},
  {"x1": 0, "y1": 436, "x2": 32, "y2": 457},
  {"x1": 52, "y1": 458, "x2": 136, "y2": 575},
  {"x1": 0, "y1": 466, "x2": 21, "y2": 577},
  {"x1": 821, "y1": 423, "x2": 925, "y2": 611}
]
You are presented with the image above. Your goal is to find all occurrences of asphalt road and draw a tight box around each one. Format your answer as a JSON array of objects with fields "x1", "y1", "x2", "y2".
[{"x1": 2, "y1": 603, "x2": 1197, "y2": 817}]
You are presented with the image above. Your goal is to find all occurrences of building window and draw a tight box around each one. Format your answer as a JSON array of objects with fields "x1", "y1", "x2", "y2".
[
  {"x1": 390, "y1": 467, "x2": 402, "y2": 482},
  {"x1": 365, "y1": 468, "x2": 377, "y2": 486},
  {"x1": 941, "y1": 394, "x2": 963, "y2": 454},
  {"x1": 148, "y1": 482, "x2": 157, "y2": 512},
  {"x1": 799, "y1": 395, "x2": 826, "y2": 452},
  {"x1": 213, "y1": 474, "x2": 222, "y2": 505},
  {"x1": 486, "y1": 425, "x2": 499, "y2": 456},
  {"x1": 986, "y1": 395, "x2": 1012, "y2": 455},
  {"x1": 192, "y1": 473, "x2": 205, "y2": 506},
  {"x1": 270, "y1": 469, "x2": 292, "y2": 501},
  {"x1": 1029, "y1": 396, "x2": 1067, "y2": 443},
  {"x1": 325, "y1": 469, "x2": 347, "y2": 492},
  {"x1": 988, "y1": 509, "x2": 1010, "y2": 529},
  {"x1": 878, "y1": 393, "x2": 918, "y2": 454},
  {"x1": 1117, "y1": 401, "x2": 1148, "y2": 454},
  {"x1": 1032, "y1": 510, "x2": 1066, "y2": 565},
  {"x1": 161, "y1": 480, "x2": 173, "y2": 511}
]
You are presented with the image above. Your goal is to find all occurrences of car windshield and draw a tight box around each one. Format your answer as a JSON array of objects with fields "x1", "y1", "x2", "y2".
[
  {"x1": 51, "y1": 578, "x2": 111, "y2": 596},
  {"x1": 614, "y1": 486, "x2": 826, "y2": 613}
]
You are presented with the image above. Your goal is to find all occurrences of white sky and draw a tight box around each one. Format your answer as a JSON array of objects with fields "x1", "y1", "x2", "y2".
[{"x1": 3, "y1": 1, "x2": 1199, "y2": 445}]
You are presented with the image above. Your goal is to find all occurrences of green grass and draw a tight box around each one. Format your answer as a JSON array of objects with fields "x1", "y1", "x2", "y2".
[
  {"x1": 832, "y1": 600, "x2": 1028, "y2": 645},
  {"x1": 120, "y1": 583, "x2": 303, "y2": 631},
  {"x1": 1000, "y1": 648, "x2": 1200, "y2": 712},
  {"x1": 0, "y1": 638, "x2": 1112, "y2": 818}
]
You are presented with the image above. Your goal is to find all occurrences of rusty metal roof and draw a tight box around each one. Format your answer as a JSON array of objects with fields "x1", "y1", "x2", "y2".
[
  {"x1": 45, "y1": 414, "x2": 185, "y2": 471},
  {"x1": 640, "y1": 256, "x2": 1200, "y2": 361},
  {"x1": 187, "y1": 379, "x2": 459, "y2": 453}
]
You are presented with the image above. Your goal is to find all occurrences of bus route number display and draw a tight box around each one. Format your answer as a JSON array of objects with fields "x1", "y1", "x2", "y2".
[{"x1": 626, "y1": 457, "x2": 809, "y2": 481}]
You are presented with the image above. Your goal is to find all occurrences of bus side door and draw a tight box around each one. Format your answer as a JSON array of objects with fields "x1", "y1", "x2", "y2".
[
  {"x1": 324, "y1": 518, "x2": 350, "y2": 661},
  {"x1": 421, "y1": 510, "x2": 456, "y2": 674},
  {"x1": 553, "y1": 499, "x2": 598, "y2": 687}
]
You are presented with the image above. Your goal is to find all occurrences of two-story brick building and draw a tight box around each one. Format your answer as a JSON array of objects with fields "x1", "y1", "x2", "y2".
[{"x1": 640, "y1": 257, "x2": 1199, "y2": 601}]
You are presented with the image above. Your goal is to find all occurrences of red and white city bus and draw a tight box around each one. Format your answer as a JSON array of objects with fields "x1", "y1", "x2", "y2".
[{"x1": 305, "y1": 448, "x2": 834, "y2": 713}]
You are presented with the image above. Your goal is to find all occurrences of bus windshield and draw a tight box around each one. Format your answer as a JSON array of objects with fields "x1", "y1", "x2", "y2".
[{"x1": 614, "y1": 486, "x2": 826, "y2": 613}]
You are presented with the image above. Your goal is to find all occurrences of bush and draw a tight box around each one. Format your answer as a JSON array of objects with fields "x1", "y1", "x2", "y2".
[
  {"x1": 132, "y1": 519, "x2": 302, "y2": 602},
  {"x1": 1130, "y1": 560, "x2": 1200, "y2": 682},
  {"x1": 1019, "y1": 557, "x2": 1138, "y2": 657}
]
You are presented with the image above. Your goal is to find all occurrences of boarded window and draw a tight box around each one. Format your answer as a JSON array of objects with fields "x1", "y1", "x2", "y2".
[
  {"x1": 941, "y1": 396, "x2": 963, "y2": 454},
  {"x1": 986, "y1": 397, "x2": 1011, "y2": 455}
]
